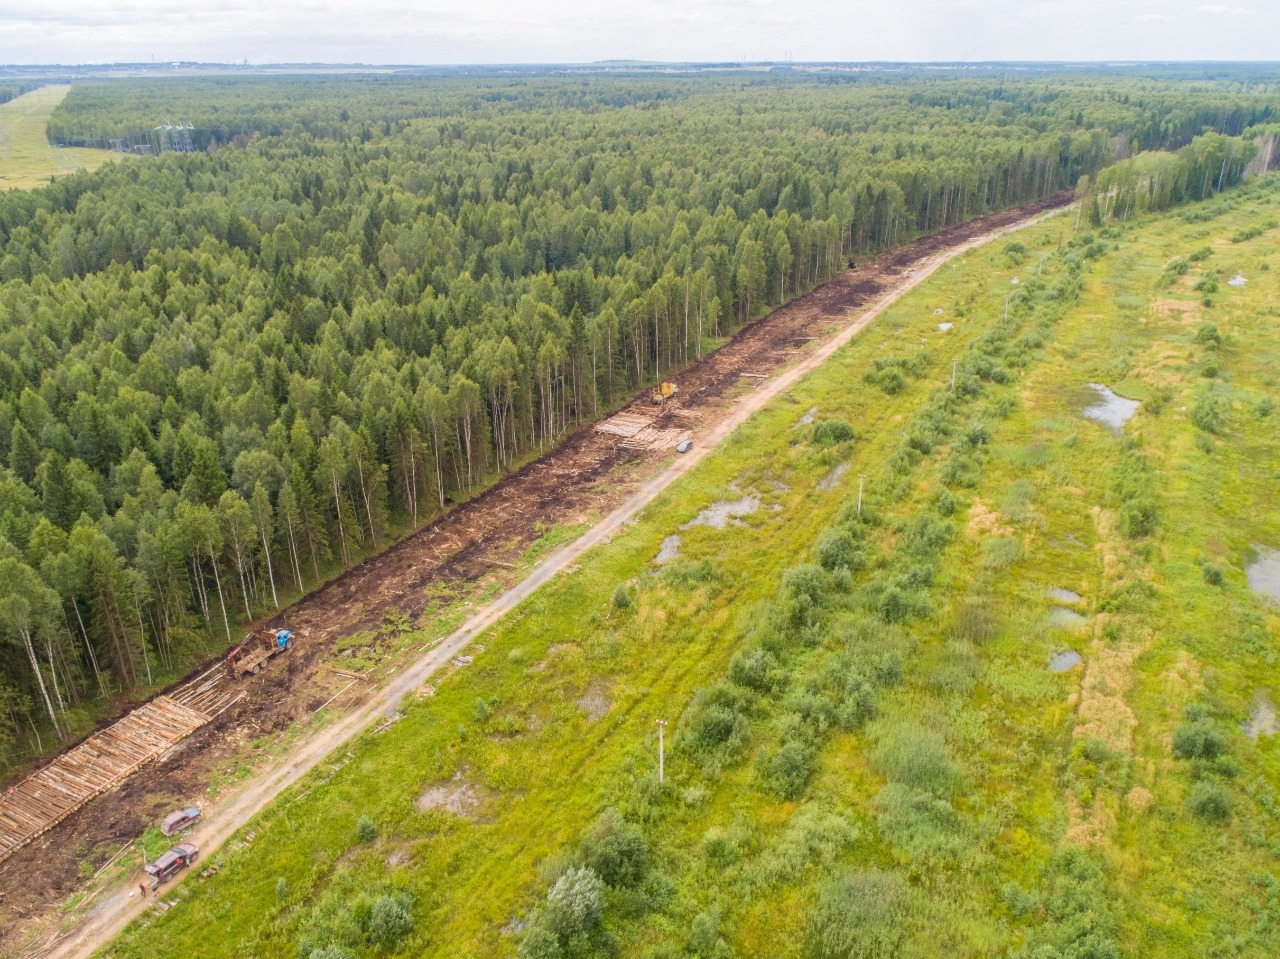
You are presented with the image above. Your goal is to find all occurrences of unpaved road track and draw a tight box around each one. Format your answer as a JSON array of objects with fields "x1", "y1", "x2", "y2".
[{"x1": 2, "y1": 194, "x2": 1071, "y2": 959}]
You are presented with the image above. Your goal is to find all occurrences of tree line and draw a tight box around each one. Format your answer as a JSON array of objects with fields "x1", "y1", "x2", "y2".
[{"x1": 1, "y1": 70, "x2": 1278, "y2": 764}]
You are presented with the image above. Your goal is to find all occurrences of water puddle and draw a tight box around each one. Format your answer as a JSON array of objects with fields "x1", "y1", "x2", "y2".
[
  {"x1": 1243, "y1": 691, "x2": 1277, "y2": 741},
  {"x1": 654, "y1": 535, "x2": 682, "y2": 565},
  {"x1": 818, "y1": 462, "x2": 850, "y2": 492},
  {"x1": 1047, "y1": 587, "x2": 1082, "y2": 605},
  {"x1": 797, "y1": 406, "x2": 817, "y2": 427},
  {"x1": 1246, "y1": 545, "x2": 1280, "y2": 605},
  {"x1": 1228, "y1": 273, "x2": 1247, "y2": 288},
  {"x1": 682, "y1": 494, "x2": 760, "y2": 530},
  {"x1": 1048, "y1": 649, "x2": 1083, "y2": 673},
  {"x1": 1047, "y1": 607, "x2": 1088, "y2": 629},
  {"x1": 938, "y1": 322, "x2": 953, "y2": 332},
  {"x1": 1081, "y1": 383, "x2": 1139, "y2": 433}
]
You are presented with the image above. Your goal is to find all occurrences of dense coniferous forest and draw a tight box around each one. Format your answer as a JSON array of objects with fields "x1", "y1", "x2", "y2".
[{"x1": 0, "y1": 70, "x2": 1277, "y2": 762}]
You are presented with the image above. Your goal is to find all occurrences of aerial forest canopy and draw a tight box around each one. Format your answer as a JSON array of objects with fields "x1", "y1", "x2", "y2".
[{"x1": 0, "y1": 69, "x2": 1277, "y2": 761}]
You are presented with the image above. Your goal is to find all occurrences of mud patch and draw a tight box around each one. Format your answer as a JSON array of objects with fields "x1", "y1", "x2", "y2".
[
  {"x1": 1049, "y1": 649, "x2": 1083, "y2": 673},
  {"x1": 654, "y1": 535, "x2": 682, "y2": 565},
  {"x1": 576, "y1": 680, "x2": 612, "y2": 721},
  {"x1": 818, "y1": 463, "x2": 849, "y2": 492},
  {"x1": 682, "y1": 494, "x2": 759, "y2": 530},
  {"x1": 1047, "y1": 587, "x2": 1083, "y2": 605},
  {"x1": 1243, "y1": 691, "x2": 1277, "y2": 741},
  {"x1": 416, "y1": 772, "x2": 491, "y2": 819},
  {"x1": 1080, "y1": 383, "x2": 1139, "y2": 433},
  {"x1": 1245, "y1": 546, "x2": 1280, "y2": 605}
]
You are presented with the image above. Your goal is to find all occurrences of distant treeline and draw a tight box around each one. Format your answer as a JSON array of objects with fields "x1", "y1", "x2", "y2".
[
  {"x1": 1081, "y1": 130, "x2": 1269, "y2": 225},
  {"x1": 0, "y1": 83, "x2": 40, "y2": 107},
  {"x1": 0, "y1": 71, "x2": 1278, "y2": 763}
]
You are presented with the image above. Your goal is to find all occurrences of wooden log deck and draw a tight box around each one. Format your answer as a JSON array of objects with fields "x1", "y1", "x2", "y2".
[{"x1": 0, "y1": 695, "x2": 211, "y2": 864}]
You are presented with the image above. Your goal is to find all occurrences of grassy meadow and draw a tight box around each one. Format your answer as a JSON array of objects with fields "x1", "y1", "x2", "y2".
[
  {"x1": 0, "y1": 85, "x2": 114, "y2": 191},
  {"x1": 104, "y1": 178, "x2": 1280, "y2": 959}
]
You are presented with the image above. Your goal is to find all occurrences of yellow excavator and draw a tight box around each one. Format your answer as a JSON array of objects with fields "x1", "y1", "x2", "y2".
[{"x1": 650, "y1": 381, "x2": 679, "y2": 407}]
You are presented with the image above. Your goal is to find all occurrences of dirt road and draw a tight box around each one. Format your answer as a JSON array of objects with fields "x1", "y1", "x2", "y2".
[{"x1": 2, "y1": 193, "x2": 1071, "y2": 959}]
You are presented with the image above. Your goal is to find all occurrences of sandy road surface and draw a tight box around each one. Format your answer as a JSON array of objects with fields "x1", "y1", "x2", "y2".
[{"x1": 4, "y1": 194, "x2": 1070, "y2": 959}]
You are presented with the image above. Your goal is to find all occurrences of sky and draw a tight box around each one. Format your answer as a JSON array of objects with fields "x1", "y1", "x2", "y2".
[{"x1": 1, "y1": 0, "x2": 1277, "y2": 66}]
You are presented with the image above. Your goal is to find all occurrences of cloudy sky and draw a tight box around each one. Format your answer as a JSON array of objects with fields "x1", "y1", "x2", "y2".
[{"x1": 1, "y1": 0, "x2": 1275, "y2": 65}]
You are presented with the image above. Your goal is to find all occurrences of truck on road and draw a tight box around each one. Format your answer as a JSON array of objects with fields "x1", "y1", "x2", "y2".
[{"x1": 225, "y1": 628, "x2": 294, "y2": 679}]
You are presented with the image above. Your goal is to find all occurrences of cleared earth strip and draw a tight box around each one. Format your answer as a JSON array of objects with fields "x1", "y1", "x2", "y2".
[{"x1": 37, "y1": 198, "x2": 1070, "y2": 959}]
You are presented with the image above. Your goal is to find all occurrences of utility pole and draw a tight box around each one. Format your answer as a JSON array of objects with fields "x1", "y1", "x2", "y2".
[
  {"x1": 857, "y1": 475, "x2": 864, "y2": 518},
  {"x1": 656, "y1": 720, "x2": 668, "y2": 785},
  {"x1": 951, "y1": 359, "x2": 957, "y2": 391}
]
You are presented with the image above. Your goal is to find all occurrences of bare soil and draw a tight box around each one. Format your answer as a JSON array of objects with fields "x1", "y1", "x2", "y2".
[{"x1": 0, "y1": 192, "x2": 1071, "y2": 958}]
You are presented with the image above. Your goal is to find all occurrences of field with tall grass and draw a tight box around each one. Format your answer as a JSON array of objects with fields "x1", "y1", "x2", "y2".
[
  {"x1": 106, "y1": 177, "x2": 1280, "y2": 959},
  {"x1": 0, "y1": 85, "x2": 114, "y2": 191}
]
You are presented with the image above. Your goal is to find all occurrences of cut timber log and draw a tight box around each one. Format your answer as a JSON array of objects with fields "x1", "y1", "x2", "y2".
[{"x1": 0, "y1": 696, "x2": 209, "y2": 864}]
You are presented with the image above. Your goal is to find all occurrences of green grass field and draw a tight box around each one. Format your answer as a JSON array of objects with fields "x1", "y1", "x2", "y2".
[
  {"x1": 0, "y1": 85, "x2": 114, "y2": 191},
  {"x1": 103, "y1": 180, "x2": 1280, "y2": 959}
]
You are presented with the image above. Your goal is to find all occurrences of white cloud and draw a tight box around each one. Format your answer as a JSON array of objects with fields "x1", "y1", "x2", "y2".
[{"x1": 0, "y1": 0, "x2": 1277, "y2": 64}]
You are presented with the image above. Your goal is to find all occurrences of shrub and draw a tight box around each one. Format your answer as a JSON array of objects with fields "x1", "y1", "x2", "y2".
[
  {"x1": 1187, "y1": 780, "x2": 1233, "y2": 823},
  {"x1": 1172, "y1": 720, "x2": 1229, "y2": 760},
  {"x1": 779, "y1": 563, "x2": 828, "y2": 631},
  {"x1": 812, "y1": 418, "x2": 855, "y2": 445},
  {"x1": 1193, "y1": 323, "x2": 1222, "y2": 346},
  {"x1": 805, "y1": 869, "x2": 909, "y2": 959},
  {"x1": 933, "y1": 489, "x2": 957, "y2": 516},
  {"x1": 1182, "y1": 394, "x2": 1223, "y2": 432},
  {"x1": 728, "y1": 647, "x2": 781, "y2": 692},
  {"x1": 962, "y1": 421, "x2": 991, "y2": 447},
  {"x1": 277, "y1": 877, "x2": 289, "y2": 900},
  {"x1": 900, "y1": 515, "x2": 952, "y2": 558},
  {"x1": 541, "y1": 866, "x2": 605, "y2": 944},
  {"x1": 517, "y1": 926, "x2": 562, "y2": 959},
  {"x1": 871, "y1": 725, "x2": 958, "y2": 797},
  {"x1": 678, "y1": 683, "x2": 752, "y2": 770},
  {"x1": 356, "y1": 815, "x2": 376, "y2": 844},
  {"x1": 686, "y1": 906, "x2": 730, "y2": 959},
  {"x1": 1201, "y1": 563, "x2": 1224, "y2": 586},
  {"x1": 1194, "y1": 276, "x2": 1219, "y2": 293},
  {"x1": 307, "y1": 947, "x2": 353, "y2": 959},
  {"x1": 757, "y1": 731, "x2": 818, "y2": 800},
  {"x1": 836, "y1": 682, "x2": 877, "y2": 730},
  {"x1": 612, "y1": 583, "x2": 632, "y2": 610},
  {"x1": 816, "y1": 527, "x2": 865, "y2": 572},
  {"x1": 581, "y1": 809, "x2": 649, "y2": 888},
  {"x1": 369, "y1": 893, "x2": 414, "y2": 948},
  {"x1": 1255, "y1": 396, "x2": 1275, "y2": 419}
]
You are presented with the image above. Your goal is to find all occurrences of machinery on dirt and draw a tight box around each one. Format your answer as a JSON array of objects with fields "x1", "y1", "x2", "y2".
[
  {"x1": 650, "y1": 380, "x2": 679, "y2": 408},
  {"x1": 225, "y1": 628, "x2": 294, "y2": 679}
]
